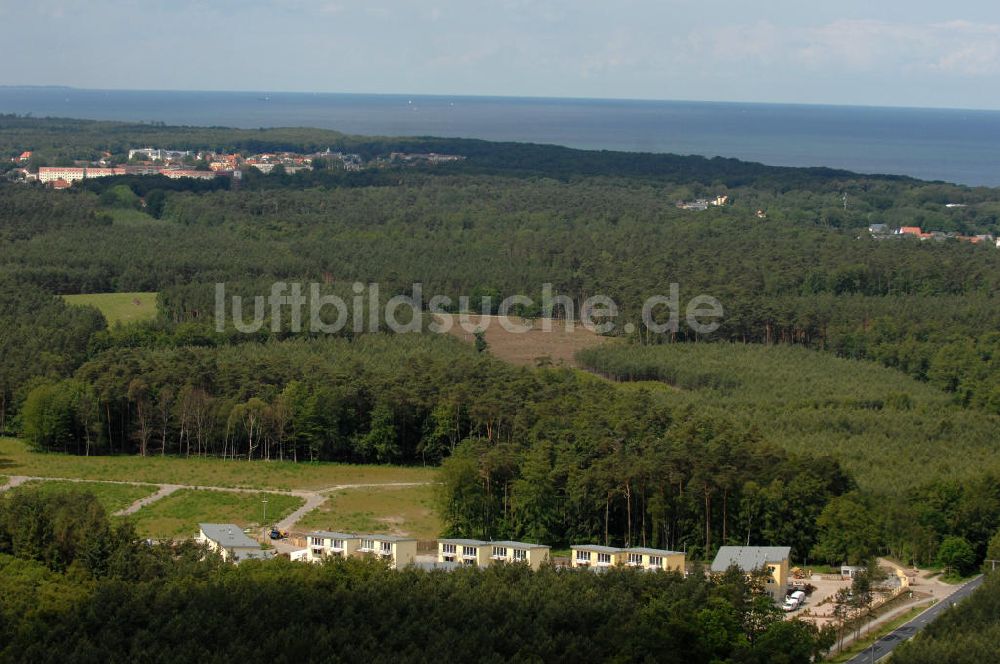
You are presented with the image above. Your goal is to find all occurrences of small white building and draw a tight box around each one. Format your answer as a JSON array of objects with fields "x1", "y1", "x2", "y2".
[{"x1": 197, "y1": 523, "x2": 274, "y2": 563}]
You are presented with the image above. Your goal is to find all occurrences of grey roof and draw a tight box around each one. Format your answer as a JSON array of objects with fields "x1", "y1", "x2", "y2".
[
  {"x1": 309, "y1": 531, "x2": 359, "y2": 540},
  {"x1": 626, "y1": 547, "x2": 683, "y2": 557},
  {"x1": 356, "y1": 533, "x2": 416, "y2": 543},
  {"x1": 489, "y1": 540, "x2": 550, "y2": 550},
  {"x1": 199, "y1": 523, "x2": 260, "y2": 549},
  {"x1": 438, "y1": 538, "x2": 488, "y2": 546},
  {"x1": 711, "y1": 546, "x2": 791, "y2": 573},
  {"x1": 572, "y1": 544, "x2": 624, "y2": 554}
]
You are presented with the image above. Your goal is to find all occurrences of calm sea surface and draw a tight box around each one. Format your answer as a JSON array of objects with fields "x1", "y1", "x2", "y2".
[{"x1": 2, "y1": 87, "x2": 999, "y2": 186}]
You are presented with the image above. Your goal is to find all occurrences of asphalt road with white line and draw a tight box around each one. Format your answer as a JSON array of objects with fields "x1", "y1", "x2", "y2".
[{"x1": 845, "y1": 574, "x2": 985, "y2": 664}]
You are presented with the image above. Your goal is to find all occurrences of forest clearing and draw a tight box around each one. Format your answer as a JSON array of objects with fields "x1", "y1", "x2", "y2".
[
  {"x1": 63, "y1": 292, "x2": 158, "y2": 325},
  {"x1": 435, "y1": 313, "x2": 613, "y2": 367}
]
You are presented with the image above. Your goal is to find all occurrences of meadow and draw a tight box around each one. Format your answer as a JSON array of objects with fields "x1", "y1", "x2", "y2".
[
  {"x1": 0, "y1": 437, "x2": 438, "y2": 491},
  {"x1": 5, "y1": 479, "x2": 156, "y2": 514},
  {"x1": 63, "y1": 292, "x2": 159, "y2": 325},
  {"x1": 127, "y1": 488, "x2": 304, "y2": 539},
  {"x1": 296, "y1": 484, "x2": 441, "y2": 540}
]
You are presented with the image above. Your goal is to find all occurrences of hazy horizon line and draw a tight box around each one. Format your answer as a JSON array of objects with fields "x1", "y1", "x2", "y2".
[{"x1": 2, "y1": 83, "x2": 999, "y2": 115}]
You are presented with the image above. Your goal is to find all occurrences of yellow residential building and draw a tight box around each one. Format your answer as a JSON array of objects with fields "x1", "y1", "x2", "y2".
[
  {"x1": 571, "y1": 544, "x2": 685, "y2": 572},
  {"x1": 437, "y1": 539, "x2": 552, "y2": 569},
  {"x1": 711, "y1": 546, "x2": 791, "y2": 600},
  {"x1": 621, "y1": 547, "x2": 686, "y2": 573},
  {"x1": 305, "y1": 531, "x2": 361, "y2": 562},
  {"x1": 357, "y1": 534, "x2": 417, "y2": 569},
  {"x1": 487, "y1": 541, "x2": 551, "y2": 570},
  {"x1": 571, "y1": 545, "x2": 625, "y2": 569},
  {"x1": 438, "y1": 538, "x2": 491, "y2": 566}
]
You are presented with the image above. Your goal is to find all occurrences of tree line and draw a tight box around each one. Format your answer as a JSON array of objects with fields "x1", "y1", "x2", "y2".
[{"x1": 0, "y1": 489, "x2": 836, "y2": 663}]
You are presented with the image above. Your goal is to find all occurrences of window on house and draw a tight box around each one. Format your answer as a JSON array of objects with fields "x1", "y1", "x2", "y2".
[
  {"x1": 311, "y1": 548, "x2": 324, "y2": 557},
  {"x1": 442, "y1": 544, "x2": 456, "y2": 554},
  {"x1": 627, "y1": 553, "x2": 643, "y2": 566},
  {"x1": 310, "y1": 537, "x2": 325, "y2": 547},
  {"x1": 513, "y1": 549, "x2": 527, "y2": 561},
  {"x1": 597, "y1": 553, "x2": 612, "y2": 564},
  {"x1": 380, "y1": 542, "x2": 392, "y2": 553},
  {"x1": 361, "y1": 539, "x2": 375, "y2": 550},
  {"x1": 462, "y1": 546, "x2": 477, "y2": 557},
  {"x1": 332, "y1": 539, "x2": 344, "y2": 549},
  {"x1": 575, "y1": 550, "x2": 591, "y2": 562},
  {"x1": 493, "y1": 547, "x2": 507, "y2": 558},
  {"x1": 649, "y1": 556, "x2": 663, "y2": 568}
]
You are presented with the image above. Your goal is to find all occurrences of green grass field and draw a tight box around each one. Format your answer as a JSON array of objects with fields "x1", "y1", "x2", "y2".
[
  {"x1": 5, "y1": 480, "x2": 156, "y2": 515},
  {"x1": 107, "y1": 209, "x2": 159, "y2": 226},
  {"x1": 129, "y1": 489, "x2": 304, "y2": 540},
  {"x1": 297, "y1": 484, "x2": 441, "y2": 540},
  {"x1": 63, "y1": 292, "x2": 159, "y2": 325},
  {"x1": 0, "y1": 438, "x2": 438, "y2": 491}
]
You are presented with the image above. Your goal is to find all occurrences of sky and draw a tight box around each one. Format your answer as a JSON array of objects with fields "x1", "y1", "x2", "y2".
[{"x1": 3, "y1": 0, "x2": 1000, "y2": 109}]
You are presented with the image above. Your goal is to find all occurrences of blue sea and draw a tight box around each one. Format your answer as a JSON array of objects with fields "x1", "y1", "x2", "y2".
[{"x1": 2, "y1": 87, "x2": 1000, "y2": 186}]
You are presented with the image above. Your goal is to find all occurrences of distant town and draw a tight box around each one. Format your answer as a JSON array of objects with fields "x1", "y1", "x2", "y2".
[
  {"x1": 5, "y1": 146, "x2": 466, "y2": 189},
  {"x1": 868, "y1": 222, "x2": 1000, "y2": 249}
]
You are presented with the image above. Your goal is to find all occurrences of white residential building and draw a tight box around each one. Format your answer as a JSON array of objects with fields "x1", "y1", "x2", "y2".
[{"x1": 197, "y1": 523, "x2": 274, "y2": 563}]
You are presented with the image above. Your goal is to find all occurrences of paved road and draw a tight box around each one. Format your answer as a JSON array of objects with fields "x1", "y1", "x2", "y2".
[{"x1": 845, "y1": 574, "x2": 985, "y2": 663}]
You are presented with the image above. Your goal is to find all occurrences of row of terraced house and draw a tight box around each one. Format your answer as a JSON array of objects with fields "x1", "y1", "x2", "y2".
[{"x1": 203, "y1": 525, "x2": 791, "y2": 601}]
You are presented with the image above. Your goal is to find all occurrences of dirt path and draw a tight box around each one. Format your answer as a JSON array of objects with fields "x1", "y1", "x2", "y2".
[
  {"x1": 0, "y1": 476, "x2": 31, "y2": 493},
  {"x1": 274, "y1": 492, "x2": 327, "y2": 532},
  {"x1": 116, "y1": 484, "x2": 182, "y2": 516}
]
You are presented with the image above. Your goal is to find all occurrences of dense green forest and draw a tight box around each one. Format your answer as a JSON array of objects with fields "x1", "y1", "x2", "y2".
[
  {"x1": 573, "y1": 344, "x2": 1000, "y2": 566},
  {"x1": 2, "y1": 116, "x2": 1000, "y2": 570},
  {"x1": 576, "y1": 343, "x2": 1000, "y2": 488},
  {"x1": 0, "y1": 490, "x2": 835, "y2": 664}
]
